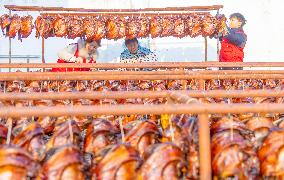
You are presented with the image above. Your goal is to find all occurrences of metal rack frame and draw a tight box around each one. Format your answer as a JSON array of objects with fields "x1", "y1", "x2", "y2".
[{"x1": 4, "y1": 5, "x2": 223, "y2": 64}]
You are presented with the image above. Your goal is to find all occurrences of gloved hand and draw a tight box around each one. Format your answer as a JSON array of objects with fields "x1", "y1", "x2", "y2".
[{"x1": 75, "y1": 57, "x2": 84, "y2": 63}]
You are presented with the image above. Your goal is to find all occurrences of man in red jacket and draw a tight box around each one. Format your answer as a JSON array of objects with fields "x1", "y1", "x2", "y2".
[{"x1": 219, "y1": 13, "x2": 247, "y2": 70}]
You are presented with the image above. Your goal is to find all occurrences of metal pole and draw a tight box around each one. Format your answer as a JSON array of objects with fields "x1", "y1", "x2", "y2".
[
  {"x1": 204, "y1": 37, "x2": 208, "y2": 62},
  {"x1": 8, "y1": 10, "x2": 12, "y2": 72},
  {"x1": 27, "y1": 58, "x2": 30, "y2": 72},
  {"x1": 42, "y1": 37, "x2": 45, "y2": 72},
  {"x1": 198, "y1": 113, "x2": 211, "y2": 180},
  {"x1": 1, "y1": 103, "x2": 284, "y2": 118},
  {"x1": 1, "y1": 73, "x2": 284, "y2": 81},
  {"x1": 1, "y1": 89, "x2": 284, "y2": 101},
  {"x1": 1, "y1": 62, "x2": 284, "y2": 69}
]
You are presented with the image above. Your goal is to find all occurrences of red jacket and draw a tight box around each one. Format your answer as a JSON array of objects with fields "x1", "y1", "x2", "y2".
[
  {"x1": 52, "y1": 43, "x2": 95, "y2": 72},
  {"x1": 219, "y1": 28, "x2": 247, "y2": 62}
]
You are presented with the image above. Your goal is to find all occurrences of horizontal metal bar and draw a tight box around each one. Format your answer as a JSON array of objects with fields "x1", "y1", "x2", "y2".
[
  {"x1": 0, "y1": 73, "x2": 284, "y2": 80},
  {"x1": 4, "y1": 5, "x2": 223, "y2": 12},
  {"x1": 1, "y1": 90, "x2": 284, "y2": 101},
  {"x1": 0, "y1": 103, "x2": 284, "y2": 118},
  {"x1": 0, "y1": 55, "x2": 40, "y2": 59},
  {"x1": 41, "y1": 12, "x2": 210, "y2": 16},
  {"x1": 2, "y1": 70, "x2": 284, "y2": 76},
  {"x1": 1, "y1": 62, "x2": 284, "y2": 69}
]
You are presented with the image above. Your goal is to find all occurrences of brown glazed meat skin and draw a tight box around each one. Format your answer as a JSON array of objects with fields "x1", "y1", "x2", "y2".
[
  {"x1": 0, "y1": 14, "x2": 11, "y2": 34},
  {"x1": 35, "y1": 16, "x2": 54, "y2": 38},
  {"x1": 106, "y1": 17, "x2": 126, "y2": 40},
  {"x1": 0, "y1": 145, "x2": 39, "y2": 180},
  {"x1": 124, "y1": 120, "x2": 160, "y2": 156},
  {"x1": 19, "y1": 15, "x2": 33, "y2": 39},
  {"x1": 258, "y1": 130, "x2": 284, "y2": 178},
  {"x1": 92, "y1": 144, "x2": 140, "y2": 180},
  {"x1": 12, "y1": 122, "x2": 45, "y2": 162},
  {"x1": 139, "y1": 143, "x2": 185, "y2": 180},
  {"x1": 8, "y1": 14, "x2": 21, "y2": 38},
  {"x1": 37, "y1": 145, "x2": 84, "y2": 180},
  {"x1": 53, "y1": 16, "x2": 68, "y2": 38},
  {"x1": 84, "y1": 118, "x2": 118, "y2": 156},
  {"x1": 150, "y1": 16, "x2": 162, "y2": 38}
]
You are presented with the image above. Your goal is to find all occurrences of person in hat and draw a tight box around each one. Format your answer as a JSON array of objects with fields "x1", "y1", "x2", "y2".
[
  {"x1": 219, "y1": 13, "x2": 247, "y2": 70},
  {"x1": 52, "y1": 39, "x2": 101, "y2": 72}
]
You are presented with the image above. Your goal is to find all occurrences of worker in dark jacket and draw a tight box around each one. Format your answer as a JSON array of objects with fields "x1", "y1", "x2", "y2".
[{"x1": 219, "y1": 13, "x2": 247, "y2": 70}]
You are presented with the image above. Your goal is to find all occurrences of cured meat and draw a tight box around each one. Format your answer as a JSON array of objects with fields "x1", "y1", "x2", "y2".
[
  {"x1": 150, "y1": 16, "x2": 162, "y2": 38},
  {"x1": 106, "y1": 16, "x2": 126, "y2": 40},
  {"x1": 19, "y1": 15, "x2": 33, "y2": 39},
  {"x1": 67, "y1": 16, "x2": 84, "y2": 39},
  {"x1": 7, "y1": 14, "x2": 21, "y2": 38},
  {"x1": 35, "y1": 16, "x2": 54, "y2": 38},
  {"x1": 53, "y1": 15, "x2": 68, "y2": 37}
]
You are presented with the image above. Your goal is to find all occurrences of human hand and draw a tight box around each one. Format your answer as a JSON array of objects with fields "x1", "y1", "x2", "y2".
[{"x1": 75, "y1": 57, "x2": 84, "y2": 63}]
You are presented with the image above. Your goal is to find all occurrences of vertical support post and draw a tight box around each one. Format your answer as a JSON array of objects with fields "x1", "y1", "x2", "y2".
[
  {"x1": 217, "y1": 39, "x2": 220, "y2": 60},
  {"x1": 27, "y1": 57, "x2": 30, "y2": 72},
  {"x1": 199, "y1": 79, "x2": 205, "y2": 90},
  {"x1": 216, "y1": 9, "x2": 220, "y2": 61},
  {"x1": 198, "y1": 113, "x2": 211, "y2": 180},
  {"x1": 8, "y1": 10, "x2": 12, "y2": 72},
  {"x1": 204, "y1": 37, "x2": 208, "y2": 62},
  {"x1": 42, "y1": 37, "x2": 45, "y2": 71}
]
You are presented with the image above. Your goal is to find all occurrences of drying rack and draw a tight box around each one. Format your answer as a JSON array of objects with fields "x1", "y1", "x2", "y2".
[
  {"x1": 4, "y1": 4, "x2": 224, "y2": 67},
  {"x1": 0, "y1": 89, "x2": 284, "y2": 180}
]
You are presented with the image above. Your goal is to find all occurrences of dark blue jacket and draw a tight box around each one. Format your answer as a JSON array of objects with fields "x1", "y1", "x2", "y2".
[{"x1": 221, "y1": 27, "x2": 247, "y2": 48}]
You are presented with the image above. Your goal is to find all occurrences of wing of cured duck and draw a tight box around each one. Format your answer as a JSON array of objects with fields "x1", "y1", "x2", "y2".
[
  {"x1": 137, "y1": 17, "x2": 150, "y2": 38},
  {"x1": 0, "y1": 145, "x2": 39, "y2": 179},
  {"x1": 34, "y1": 99, "x2": 55, "y2": 134},
  {"x1": 7, "y1": 14, "x2": 21, "y2": 38},
  {"x1": 202, "y1": 14, "x2": 218, "y2": 37},
  {"x1": 45, "y1": 120, "x2": 81, "y2": 151},
  {"x1": 106, "y1": 17, "x2": 126, "y2": 40},
  {"x1": 150, "y1": 16, "x2": 162, "y2": 38},
  {"x1": 12, "y1": 122, "x2": 45, "y2": 162},
  {"x1": 245, "y1": 116, "x2": 274, "y2": 148},
  {"x1": 19, "y1": 15, "x2": 33, "y2": 39},
  {"x1": 53, "y1": 15, "x2": 68, "y2": 38},
  {"x1": 211, "y1": 116, "x2": 254, "y2": 139},
  {"x1": 92, "y1": 144, "x2": 140, "y2": 180},
  {"x1": 160, "y1": 16, "x2": 174, "y2": 37},
  {"x1": 126, "y1": 16, "x2": 141, "y2": 39},
  {"x1": 34, "y1": 16, "x2": 54, "y2": 38},
  {"x1": 139, "y1": 143, "x2": 185, "y2": 180},
  {"x1": 258, "y1": 130, "x2": 284, "y2": 178},
  {"x1": 0, "y1": 124, "x2": 7, "y2": 145},
  {"x1": 211, "y1": 130, "x2": 260, "y2": 179},
  {"x1": 172, "y1": 16, "x2": 186, "y2": 38},
  {"x1": 124, "y1": 121, "x2": 160, "y2": 156},
  {"x1": 83, "y1": 16, "x2": 96, "y2": 41},
  {"x1": 190, "y1": 15, "x2": 203, "y2": 38},
  {"x1": 38, "y1": 145, "x2": 84, "y2": 180},
  {"x1": 0, "y1": 14, "x2": 11, "y2": 35},
  {"x1": 84, "y1": 118, "x2": 119, "y2": 156},
  {"x1": 67, "y1": 16, "x2": 84, "y2": 39},
  {"x1": 215, "y1": 14, "x2": 229, "y2": 37},
  {"x1": 93, "y1": 17, "x2": 106, "y2": 40}
]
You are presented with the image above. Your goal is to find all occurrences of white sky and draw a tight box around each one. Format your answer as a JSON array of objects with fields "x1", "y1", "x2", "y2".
[{"x1": 1, "y1": 0, "x2": 284, "y2": 64}]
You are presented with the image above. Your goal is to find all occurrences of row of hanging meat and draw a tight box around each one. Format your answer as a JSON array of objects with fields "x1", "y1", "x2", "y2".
[{"x1": 0, "y1": 13, "x2": 228, "y2": 41}]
